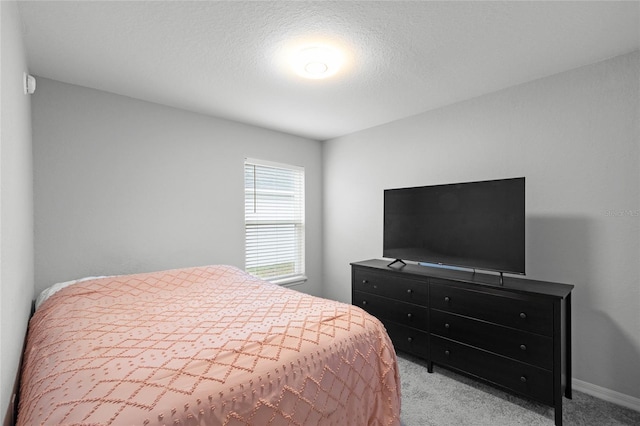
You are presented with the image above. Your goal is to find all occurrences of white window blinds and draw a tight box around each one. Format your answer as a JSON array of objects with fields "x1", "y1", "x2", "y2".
[{"x1": 244, "y1": 158, "x2": 305, "y2": 284}]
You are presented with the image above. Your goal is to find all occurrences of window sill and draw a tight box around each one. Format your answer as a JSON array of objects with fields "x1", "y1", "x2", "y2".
[{"x1": 271, "y1": 275, "x2": 307, "y2": 287}]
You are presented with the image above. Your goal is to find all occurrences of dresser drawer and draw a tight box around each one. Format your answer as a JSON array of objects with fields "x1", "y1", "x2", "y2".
[
  {"x1": 431, "y1": 336, "x2": 553, "y2": 405},
  {"x1": 380, "y1": 319, "x2": 429, "y2": 358},
  {"x1": 353, "y1": 268, "x2": 428, "y2": 304},
  {"x1": 430, "y1": 310, "x2": 553, "y2": 369},
  {"x1": 353, "y1": 291, "x2": 428, "y2": 331},
  {"x1": 430, "y1": 281, "x2": 553, "y2": 336}
]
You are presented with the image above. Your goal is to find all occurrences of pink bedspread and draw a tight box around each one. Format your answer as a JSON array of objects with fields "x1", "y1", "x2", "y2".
[{"x1": 18, "y1": 265, "x2": 400, "y2": 425}]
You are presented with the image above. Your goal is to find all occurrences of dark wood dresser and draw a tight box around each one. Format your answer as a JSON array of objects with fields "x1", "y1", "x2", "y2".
[{"x1": 351, "y1": 259, "x2": 574, "y2": 426}]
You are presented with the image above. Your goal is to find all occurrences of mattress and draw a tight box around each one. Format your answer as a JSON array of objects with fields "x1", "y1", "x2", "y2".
[{"x1": 18, "y1": 265, "x2": 400, "y2": 425}]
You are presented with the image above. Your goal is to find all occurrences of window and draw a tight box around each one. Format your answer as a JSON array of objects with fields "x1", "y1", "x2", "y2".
[{"x1": 244, "y1": 158, "x2": 305, "y2": 285}]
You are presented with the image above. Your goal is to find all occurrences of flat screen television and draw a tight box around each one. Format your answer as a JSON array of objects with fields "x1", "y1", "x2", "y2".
[{"x1": 383, "y1": 177, "x2": 525, "y2": 275}]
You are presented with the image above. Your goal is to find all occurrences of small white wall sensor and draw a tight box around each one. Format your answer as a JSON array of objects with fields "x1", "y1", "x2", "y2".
[{"x1": 24, "y1": 73, "x2": 36, "y2": 95}]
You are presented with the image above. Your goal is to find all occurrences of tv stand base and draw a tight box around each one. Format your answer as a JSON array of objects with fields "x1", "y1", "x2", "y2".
[{"x1": 387, "y1": 259, "x2": 407, "y2": 268}]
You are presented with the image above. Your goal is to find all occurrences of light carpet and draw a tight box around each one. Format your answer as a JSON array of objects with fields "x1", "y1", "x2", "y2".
[{"x1": 397, "y1": 353, "x2": 640, "y2": 426}]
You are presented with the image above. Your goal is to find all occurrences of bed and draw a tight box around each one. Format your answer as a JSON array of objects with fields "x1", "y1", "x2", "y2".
[{"x1": 17, "y1": 265, "x2": 401, "y2": 425}]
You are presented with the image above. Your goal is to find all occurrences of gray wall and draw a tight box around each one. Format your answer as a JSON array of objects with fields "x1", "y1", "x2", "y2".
[
  {"x1": 0, "y1": 0, "x2": 35, "y2": 416},
  {"x1": 323, "y1": 53, "x2": 639, "y2": 401},
  {"x1": 32, "y1": 78, "x2": 323, "y2": 297}
]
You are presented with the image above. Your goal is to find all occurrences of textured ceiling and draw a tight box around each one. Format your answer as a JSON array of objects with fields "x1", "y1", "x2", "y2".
[{"x1": 17, "y1": 1, "x2": 640, "y2": 141}]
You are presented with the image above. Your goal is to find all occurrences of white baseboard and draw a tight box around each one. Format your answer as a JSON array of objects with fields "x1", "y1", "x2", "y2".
[{"x1": 573, "y1": 378, "x2": 640, "y2": 412}]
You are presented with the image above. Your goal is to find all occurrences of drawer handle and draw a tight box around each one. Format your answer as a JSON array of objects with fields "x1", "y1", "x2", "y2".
[
  {"x1": 520, "y1": 312, "x2": 527, "y2": 319},
  {"x1": 444, "y1": 296, "x2": 451, "y2": 302},
  {"x1": 520, "y1": 375, "x2": 527, "y2": 383},
  {"x1": 520, "y1": 344, "x2": 527, "y2": 351},
  {"x1": 407, "y1": 313, "x2": 413, "y2": 319},
  {"x1": 407, "y1": 289, "x2": 413, "y2": 294},
  {"x1": 362, "y1": 300, "x2": 367, "y2": 306},
  {"x1": 444, "y1": 323, "x2": 450, "y2": 329},
  {"x1": 444, "y1": 350, "x2": 450, "y2": 357},
  {"x1": 362, "y1": 279, "x2": 368, "y2": 284},
  {"x1": 407, "y1": 337, "x2": 413, "y2": 343}
]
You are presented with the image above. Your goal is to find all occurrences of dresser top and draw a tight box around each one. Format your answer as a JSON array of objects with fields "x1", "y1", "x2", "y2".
[{"x1": 351, "y1": 259, "x2": 574, "y2": 299}]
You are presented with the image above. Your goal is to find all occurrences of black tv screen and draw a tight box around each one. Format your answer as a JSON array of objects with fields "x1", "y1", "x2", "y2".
[{"x1": 383, "y1": 177, "x2": 525, "y2": 274}]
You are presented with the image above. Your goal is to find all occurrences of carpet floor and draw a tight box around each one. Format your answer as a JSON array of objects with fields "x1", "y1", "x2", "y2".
[{"x1": 397, "y1": 353, "x2": 640, "y2": 426}]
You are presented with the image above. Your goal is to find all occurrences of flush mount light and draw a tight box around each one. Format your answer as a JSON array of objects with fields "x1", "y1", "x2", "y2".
[
  {"x1": 304, "y1": 61, "x2": 328, "y2": 75},
  {"x1": 292, "y1": 45, "x2": 343, "y2": 79}
]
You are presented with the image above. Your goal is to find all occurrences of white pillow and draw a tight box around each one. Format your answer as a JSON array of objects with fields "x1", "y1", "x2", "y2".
[{"x1": 35, "y1": 276, "x2": 108, "y2": 310}]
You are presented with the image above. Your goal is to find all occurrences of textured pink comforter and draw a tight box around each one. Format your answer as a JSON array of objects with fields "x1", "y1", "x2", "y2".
[{"x1": 18, "y1": 265, "x2": 400, "y2": 425}]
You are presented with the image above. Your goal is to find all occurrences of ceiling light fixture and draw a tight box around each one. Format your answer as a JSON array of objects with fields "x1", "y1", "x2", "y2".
[
  {"x1": 293, "y1": 45, "x2": 343, "y2": 80},
  {"x1": 304, "y1": 61, "x2": 329, "y2": 75}
]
